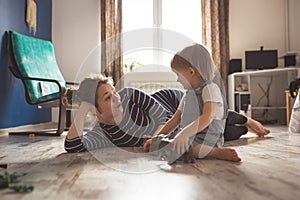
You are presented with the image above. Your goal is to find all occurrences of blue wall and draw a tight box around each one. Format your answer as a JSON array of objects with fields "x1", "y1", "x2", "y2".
[{"x1": 0, "y1": 0, "x2": 52, "y2": 128}]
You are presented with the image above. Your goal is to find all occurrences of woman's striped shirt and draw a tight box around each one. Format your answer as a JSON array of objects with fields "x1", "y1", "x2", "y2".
[{"x1": 65, "y1": 88, "x2": 184, "y2": 153}]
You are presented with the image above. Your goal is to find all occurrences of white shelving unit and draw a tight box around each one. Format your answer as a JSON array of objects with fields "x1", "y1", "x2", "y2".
[{"x1": 228, "y1": 67, "x2": 300, "y2": 124}]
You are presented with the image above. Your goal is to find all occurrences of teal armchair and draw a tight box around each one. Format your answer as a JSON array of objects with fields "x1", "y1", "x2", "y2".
[{"x1": 7, "y1": 31, "x2": 74, "y2": 136}]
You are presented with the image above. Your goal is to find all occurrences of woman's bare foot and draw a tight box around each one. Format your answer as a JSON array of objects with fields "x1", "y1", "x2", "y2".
[
  {"x1": 208, "y1": 148, "x2": 242, "y2": 162},
  {"x1": 245, "y1": 117, "x2": 270, "y2": 137}
]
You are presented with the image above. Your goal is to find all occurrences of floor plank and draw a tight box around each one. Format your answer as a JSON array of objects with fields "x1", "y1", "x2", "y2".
[{"x1": 0, "y1": 126, "x2": 300, "y2": 200}]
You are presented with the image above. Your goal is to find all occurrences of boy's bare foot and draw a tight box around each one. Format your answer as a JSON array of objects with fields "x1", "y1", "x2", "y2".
[
  {"x1": 245, "y1": 117, "x2": 270, "y2": 137},
  {"x1": 208, "y1": 148, "x2": 241, "y2": 162}
]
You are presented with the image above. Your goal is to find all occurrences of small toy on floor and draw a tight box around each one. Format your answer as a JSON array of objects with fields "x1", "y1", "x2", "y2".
[
  {"x1": 149, "y1": 134, "x2": 195, "y2": 165},
  {"x1": 0, "y1": 164, "x2": 7, "y2": 169},
  {"x1": 0, "y1": 171, "x2": 34, "y2": 192}
]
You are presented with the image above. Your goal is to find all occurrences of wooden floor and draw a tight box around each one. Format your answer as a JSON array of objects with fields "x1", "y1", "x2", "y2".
[{"x1": 0, "y1": 125, "x2": 300, "y2": 200}]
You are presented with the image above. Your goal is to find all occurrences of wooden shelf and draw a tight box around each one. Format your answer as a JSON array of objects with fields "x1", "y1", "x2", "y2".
[
  {"x1": 228, "y1": 67, "x2": 300, "y2": 124},
  {"x1": 252, "y1": 106, "x2": 287, "y2": 110}
]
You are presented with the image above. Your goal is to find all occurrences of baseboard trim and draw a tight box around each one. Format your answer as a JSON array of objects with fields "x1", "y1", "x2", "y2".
[{"x1": 0, "y1": 122, "x2": 58, "y2": 135}]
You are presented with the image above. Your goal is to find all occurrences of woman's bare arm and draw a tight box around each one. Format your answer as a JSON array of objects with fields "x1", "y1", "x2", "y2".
[{"x1": 66, "y1": 102, "x2": 96, "y2": 140}]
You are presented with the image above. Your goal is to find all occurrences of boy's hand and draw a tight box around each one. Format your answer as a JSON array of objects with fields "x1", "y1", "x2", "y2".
[{"x1": 173, "y1": 132, "x2": 190, "y2": 155}]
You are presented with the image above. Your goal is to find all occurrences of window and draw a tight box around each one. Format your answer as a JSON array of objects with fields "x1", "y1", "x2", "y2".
[{"x1": 123, "y1": 0, "x2": 202, "y2": 72}]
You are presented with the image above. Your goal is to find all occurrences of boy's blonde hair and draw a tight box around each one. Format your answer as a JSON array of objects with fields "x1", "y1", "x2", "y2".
[
  {"x1": 171, "y1": 43, "x2": 216, "y2": 82},
  {"x1": 171, "y1": 54, "x2": 193, "y2": 70}
]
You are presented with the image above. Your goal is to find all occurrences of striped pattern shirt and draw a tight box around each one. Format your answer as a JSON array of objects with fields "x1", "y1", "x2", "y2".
[{"x1": 65, "y1": 88, "x2": 184, "y2": 153}]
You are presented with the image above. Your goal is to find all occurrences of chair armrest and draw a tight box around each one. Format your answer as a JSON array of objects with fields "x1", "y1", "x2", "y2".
[
  {"x1": 66, "y1": 81, "x2": 79, "y2": 86},
  {"x1": 9, "y1": 66, "x2": 66, "y2": 91},
  {"x1": 9, "y1": 66, "x2": 66, "y2": 106}
]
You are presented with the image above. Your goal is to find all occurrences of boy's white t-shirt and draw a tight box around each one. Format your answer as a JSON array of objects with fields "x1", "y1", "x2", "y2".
[{"x1": 179, "y1": 82, "x2": 224, "y2": 120}]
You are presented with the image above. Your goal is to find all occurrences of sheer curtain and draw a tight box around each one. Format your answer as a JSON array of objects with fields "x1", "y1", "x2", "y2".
[
  {"x1": 202, "y1": 0, "x2": 230, "y2": 93},
  {"x1": 101, "y1": 0, "x2": 123, "y2": 88}
]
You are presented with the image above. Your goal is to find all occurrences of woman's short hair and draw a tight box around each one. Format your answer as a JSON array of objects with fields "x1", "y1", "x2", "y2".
[{"x1": 76, "y1": 74, "x2": 114, "y2": 107}]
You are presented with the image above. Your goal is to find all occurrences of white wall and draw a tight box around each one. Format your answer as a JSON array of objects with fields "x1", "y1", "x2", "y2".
[
  {"x1": 288, "y1": 0, "x2": 300, "y2": 65},
  {"x1": 51, "y1": 0, "x2": 101, "y2": 123},
  {"x1": 229, "y1": 0, "x2": 288, "y2": 70},
  {"x1": 52, "y1": 0, "x2": 101, "y2": 83}
]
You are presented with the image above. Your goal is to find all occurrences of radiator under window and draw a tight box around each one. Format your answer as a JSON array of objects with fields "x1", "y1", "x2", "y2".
[{"x1": 123, "y1": 71, "x2": 183, "y2": 93}]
